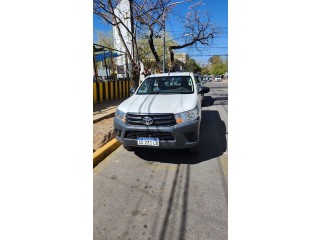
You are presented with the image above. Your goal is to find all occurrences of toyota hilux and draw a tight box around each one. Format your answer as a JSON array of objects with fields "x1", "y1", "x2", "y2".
[{"x1": 114, "y1": 72, "x2": 209, "y2": 154}]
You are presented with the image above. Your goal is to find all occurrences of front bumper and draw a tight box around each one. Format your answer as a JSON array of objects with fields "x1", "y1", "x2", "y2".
[{"x1": 114, "y1": 118, "x2": 200, "y2": 149}]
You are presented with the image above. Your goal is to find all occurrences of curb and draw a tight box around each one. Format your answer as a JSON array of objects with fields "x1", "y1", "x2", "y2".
[
  {"x1": 93, "y1": 112, "x2": 115, "y2": 123},
  {"x1": 93, "y1": 139, "x2": 121, "y2": 168}
]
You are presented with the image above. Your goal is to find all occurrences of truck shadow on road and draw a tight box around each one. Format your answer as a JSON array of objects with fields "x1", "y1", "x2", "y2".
[
  {"x1": 202, "y1": 95, "x2": 228, "y2": 107},
  {"x1": 134, "y1": 110, "x2": 227, "y2": 164},
  {"x1": 202, "y1": 96, "x2": 214, "y2": 107}
]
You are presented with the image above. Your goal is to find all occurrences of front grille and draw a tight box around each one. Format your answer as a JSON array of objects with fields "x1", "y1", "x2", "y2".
[
  {"x1": 126, "y1": 113, "x2": 176, "y2": 126},
  {"x1": 124, "y1": 131, "x2": 175, "y2": 141}
]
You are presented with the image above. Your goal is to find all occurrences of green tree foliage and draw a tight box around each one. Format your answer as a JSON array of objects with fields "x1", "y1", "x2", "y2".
[
  {"x1": 208, "y1": 56, "x2": 228, "y2": 75},
  {"x1": 185, "y1": 58, "x2": 201, "y2": 73},
  {"x1": 201, "y1": 65, "x2": 210, "y2": 75},
  {"x1": 209, "y1": 56, "x2": 222, "y2": 65}
]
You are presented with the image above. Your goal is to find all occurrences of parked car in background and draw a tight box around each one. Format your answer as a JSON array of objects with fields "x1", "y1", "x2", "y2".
[
  {"x1": 201, "y1": 76, "x2": 207, "y2": 84},
  {"x1": 214, "y1": 75, "x2": 222, "y2": 82},
  {"x1": 194, "y1": 74, "x2": 202, "y2": 85},
  {"x1": 114, "y1": 72, "x2": 210, "y2": 154},
  {"x1": 206, "y1": 75, "x2": 213, "y2": 82}
]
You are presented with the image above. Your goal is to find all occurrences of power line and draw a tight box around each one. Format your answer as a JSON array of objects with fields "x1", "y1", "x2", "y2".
[
  {"x1": 170, "y1": 11, "x2": 228, "y2": 30},
  {"x1": 167, "y1": 15, "x2": 179, "y2": 41},
  {"x1": 187, "y1": 46, "x2": 228, "y2": 48},
  {"x1": 188, "y1": 54, "x2": 228, "y2": 56}
]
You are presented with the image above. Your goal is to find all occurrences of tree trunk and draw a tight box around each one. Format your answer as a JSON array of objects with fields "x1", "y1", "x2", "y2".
[
  {"x1": 148, "y1": 27, "x2": 161, "y2": 63},
  {"x1": 130, "y1": 60, "x2": 140, "y2": 88},
  {"x1": 168, "y1": 46, "x2": 175, "y2": 72}
]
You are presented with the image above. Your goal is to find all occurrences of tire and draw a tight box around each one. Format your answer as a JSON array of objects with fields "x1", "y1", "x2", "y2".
[
  {"x1": 124, "y1": 146, "x2": 135, "y2": 151},
  {"x1": 189, "y1": 143, "x2": 200, "y2": 155}
]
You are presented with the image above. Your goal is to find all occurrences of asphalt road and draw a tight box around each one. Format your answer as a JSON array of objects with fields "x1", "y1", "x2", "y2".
[{"x1": 93, "y1": 81, "x2": 228, "y2": 240}]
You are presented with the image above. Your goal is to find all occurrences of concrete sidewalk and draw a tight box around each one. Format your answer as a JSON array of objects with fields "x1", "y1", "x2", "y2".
[{"x1": 93, "y1": 98, "x2": 127, "y2": 123}]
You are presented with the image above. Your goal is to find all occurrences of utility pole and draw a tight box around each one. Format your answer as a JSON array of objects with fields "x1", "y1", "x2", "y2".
[
  {"x1": 162, "y1": 0, "x2": 192, "y2": 73},
  {"x1": 163, "y1": 10, "x2": 166, "y2": 73}
]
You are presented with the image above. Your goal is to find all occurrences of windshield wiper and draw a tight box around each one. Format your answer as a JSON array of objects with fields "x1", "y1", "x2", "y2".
[{"x1": 137, "y1": 92, "x2": 159, "y2": 95}]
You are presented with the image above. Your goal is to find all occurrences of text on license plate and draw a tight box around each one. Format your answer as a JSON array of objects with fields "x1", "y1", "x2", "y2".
[{"x1": 137, "y1": 138, "x2": 159, "y2": 146}]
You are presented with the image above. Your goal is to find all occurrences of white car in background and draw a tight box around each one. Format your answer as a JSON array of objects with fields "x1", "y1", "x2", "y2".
[{"x1": 214, "y1": 75, "x2": 222, "y2": 82}]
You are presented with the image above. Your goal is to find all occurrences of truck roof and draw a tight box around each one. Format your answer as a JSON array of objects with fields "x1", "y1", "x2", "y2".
[{"x1": 147, "y1": 72, "x2": 194, "y2": 78}]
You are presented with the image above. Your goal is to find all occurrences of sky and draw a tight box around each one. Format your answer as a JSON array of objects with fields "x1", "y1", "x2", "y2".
[{"x1": 93, "y1": 0, "x2": 228, "y2": 65}]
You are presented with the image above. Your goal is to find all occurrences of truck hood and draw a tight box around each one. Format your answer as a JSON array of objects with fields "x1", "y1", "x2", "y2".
[{"x1": 118, "y1": 94, "x2": 198, "y2": 114}]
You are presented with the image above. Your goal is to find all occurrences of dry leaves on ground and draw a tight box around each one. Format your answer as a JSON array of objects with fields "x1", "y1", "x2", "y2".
[{"x1": 93, "y1": 118, "x2": 115, "y2": 152}]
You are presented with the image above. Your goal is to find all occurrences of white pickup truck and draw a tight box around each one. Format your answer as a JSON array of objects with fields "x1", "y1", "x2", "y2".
[{"x1": 114, "y1": 72, "x2": 210, "y2": 154}]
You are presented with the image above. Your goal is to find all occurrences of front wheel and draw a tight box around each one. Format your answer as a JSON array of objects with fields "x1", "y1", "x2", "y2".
[
  {"x1": 124, "y1": 146, "x2": 135, "y2": 151},
  {"x1": 189, "y1": 143, "x2": 200, "y2": 155}
]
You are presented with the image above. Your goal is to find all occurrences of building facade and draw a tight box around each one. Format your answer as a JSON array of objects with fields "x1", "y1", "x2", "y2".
[{"x1": 113, "y1": 0, "x2": 133, "y2": 78}]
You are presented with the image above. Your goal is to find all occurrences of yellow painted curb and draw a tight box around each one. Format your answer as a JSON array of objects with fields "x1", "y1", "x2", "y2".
[{"x1": 93, "y1": 139, "x2": 121, "y2": 168}]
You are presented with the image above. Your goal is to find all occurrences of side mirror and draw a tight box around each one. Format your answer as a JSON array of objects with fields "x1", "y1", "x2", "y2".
[
  {"x1": 129, "y1": 88, "x2": 136, "y2": 96},
  {"x1": 198, "y1": 86, "x2": 210, "y2": 94}
]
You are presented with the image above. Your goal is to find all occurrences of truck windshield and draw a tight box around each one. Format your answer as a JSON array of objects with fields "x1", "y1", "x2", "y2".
[{"x1": 136, "y1": 76, "x2": 194, "y2": 95}]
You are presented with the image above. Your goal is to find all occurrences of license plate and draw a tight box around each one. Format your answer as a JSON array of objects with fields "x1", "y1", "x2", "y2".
[{"x1": 137, "y1": 138, "x2": 159, "y2": 146}]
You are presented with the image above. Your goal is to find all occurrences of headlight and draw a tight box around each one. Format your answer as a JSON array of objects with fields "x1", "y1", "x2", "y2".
[
  {"x1": 175, "y1": 106, "x2": 199, "y2": 124},
  {"x1": 115, "y1": 108, "x2": 126, "y2": 122}
]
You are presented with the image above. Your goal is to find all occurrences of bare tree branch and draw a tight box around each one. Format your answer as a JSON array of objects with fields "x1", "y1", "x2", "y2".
[{"x1": 94, "y1": 0, "x2": 218, "y2": 78}]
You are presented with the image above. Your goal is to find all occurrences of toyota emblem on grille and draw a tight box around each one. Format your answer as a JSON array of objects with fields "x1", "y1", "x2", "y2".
[{"x1": 142, "y1": 116, "x2": 153, "y2": 125}]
